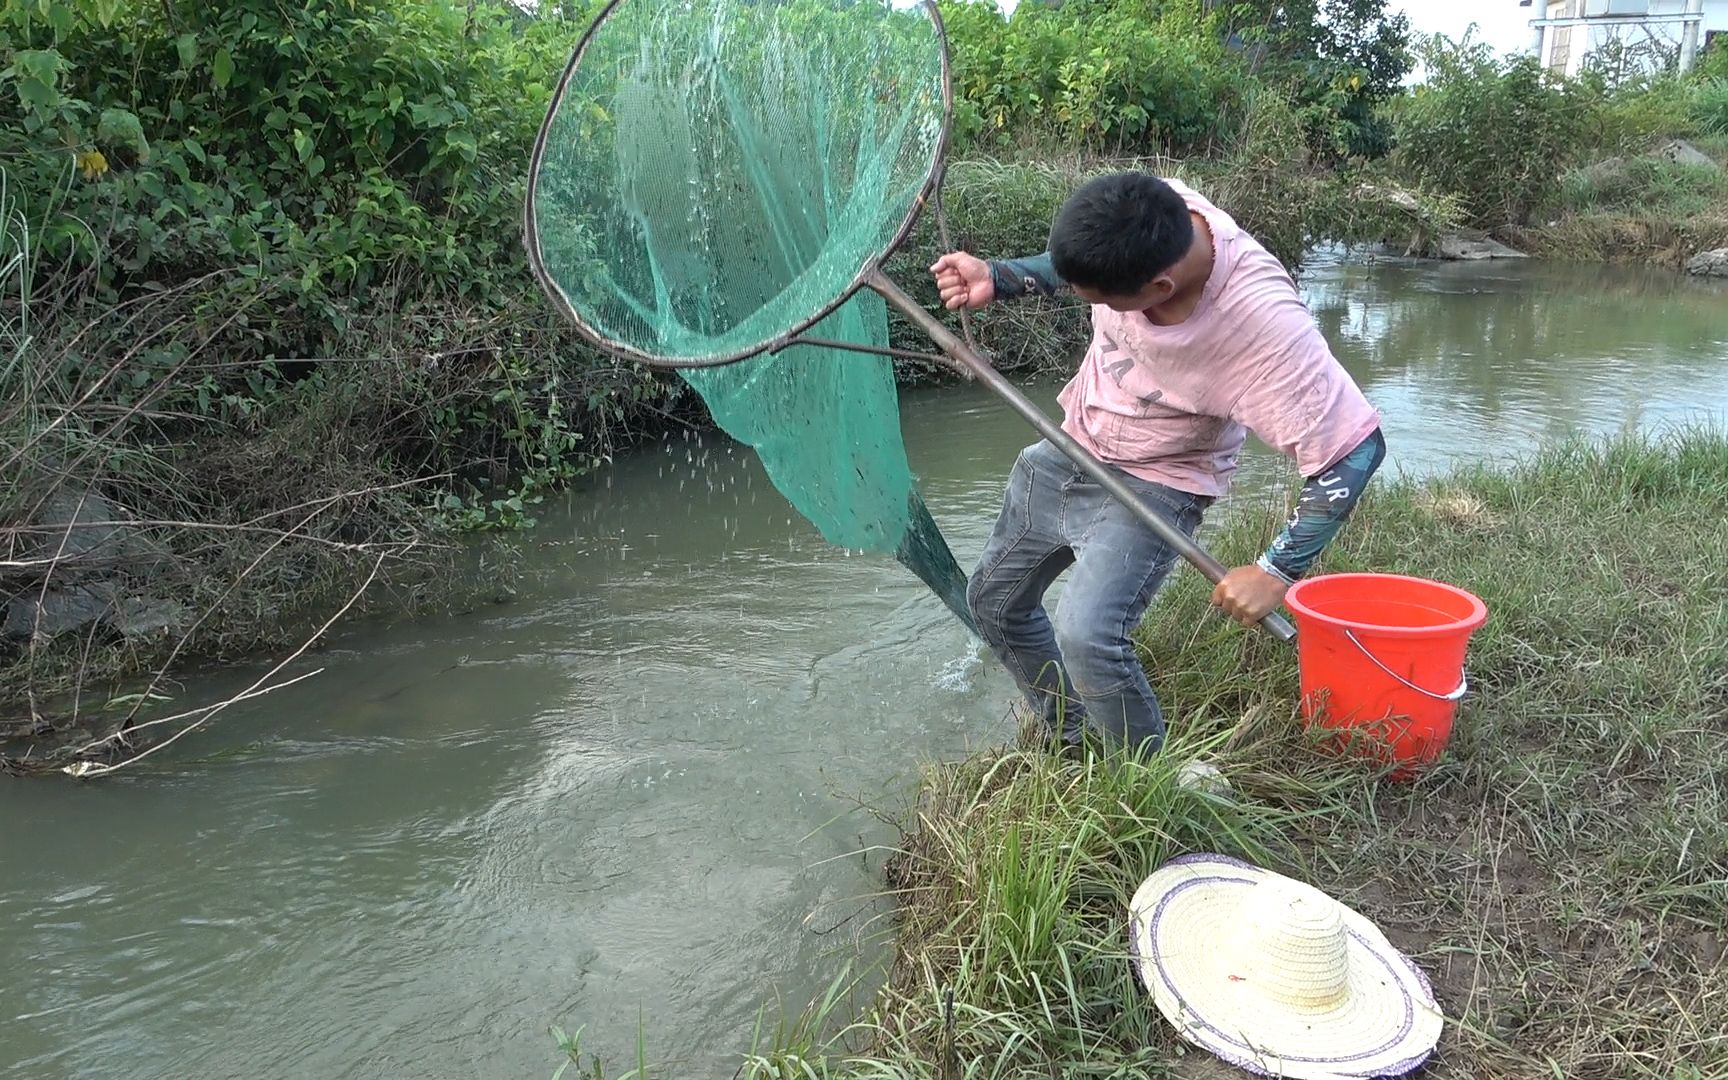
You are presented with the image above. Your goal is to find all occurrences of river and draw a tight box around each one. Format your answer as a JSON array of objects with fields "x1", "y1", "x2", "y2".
[{"x1": 2, "y1": 256, "x2": 1725, "y2": 1078}]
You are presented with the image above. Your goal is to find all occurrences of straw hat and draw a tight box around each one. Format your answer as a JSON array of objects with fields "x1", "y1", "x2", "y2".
[{"x1": 1128, "y1": 854, "x2": 1443, "y2": 1080}]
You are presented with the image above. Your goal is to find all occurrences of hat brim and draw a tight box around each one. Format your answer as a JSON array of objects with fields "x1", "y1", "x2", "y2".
[{"x1": 1129, "y1": 854, "x2": 1443, "y2": 1080}]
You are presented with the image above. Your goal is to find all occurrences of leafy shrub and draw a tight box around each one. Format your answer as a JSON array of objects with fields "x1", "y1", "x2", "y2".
[
  {"x1": 0, "y1": 1, "x2": 581, "y2": 348},
  {"x1": 1216, "y1": 0, "x2": 1413, "y2": 161},
  {"x1": 1392, "y1": 36, "x2": 1595, "y2": 226},
  {"x1": 1695, "y1": 33, "x2": 1728, "y2": 81},
  {"x1": 0, "y1": 1, "x2": 684, "y2": 525},
  {"x1": 939, "y1": 0, "x2": 1411, "y2": 161},
  {"x1": 1589, "y1": 74, "x2": 1704, "y2": 147},
  {"x1": 940, "y1": 0, "x2": 1246, "y2": 153}
]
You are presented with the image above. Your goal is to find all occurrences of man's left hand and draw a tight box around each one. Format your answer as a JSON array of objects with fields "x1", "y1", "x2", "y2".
[{"x1": 1211, "y1": 565, "x2": 1290, "y2": 627}]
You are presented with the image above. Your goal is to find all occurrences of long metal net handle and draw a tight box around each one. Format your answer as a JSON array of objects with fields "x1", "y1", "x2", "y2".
[{"x1": 1343, "y1": 630, "x2": 1468, "y2": 701}]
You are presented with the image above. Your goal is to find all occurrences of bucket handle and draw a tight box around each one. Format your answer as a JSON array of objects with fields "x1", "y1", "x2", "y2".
[{"x1": 1342, "y1": 629, "x2": 1468, "y2": 702}]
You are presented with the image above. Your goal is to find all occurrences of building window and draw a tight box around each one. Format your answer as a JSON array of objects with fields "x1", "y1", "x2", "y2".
[{"x1": 1551, "y1": 25, "x2": 1575, "y2": 72}]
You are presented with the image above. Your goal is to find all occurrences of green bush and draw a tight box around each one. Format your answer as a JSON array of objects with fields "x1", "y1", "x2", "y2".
[
  {"x1": 938, "y1": 0, "x2": 1410, "y2": 161},
  {"x1": 0, "y1": 0, "x2": 579, "y2": 348},
  {"x1": 1590, "y1": 74, "x2": 1704, "y2": 147},
  {"x1": 0, "y1": 0, "x2": 685, "y2": 526},
  {"x1": 939, "y1": 0, "x2": 1246, "y2": 153},
  {"x1": 1392, "y1": 36, "x2": 1595, "y2": 226},
  {"x1": 1216, "y1": 0, "x2": 1413, "y2": 161},
  {"x1": 1697, "y1": 34, "x2": 1728, "y2": 81},
  {"x1": 1692, "y1": 78, "x2": 1728, "y2": 136}
]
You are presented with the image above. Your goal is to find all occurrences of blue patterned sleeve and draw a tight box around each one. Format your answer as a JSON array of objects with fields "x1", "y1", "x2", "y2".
[
  {"x1": 1257, "y1": 427, "x2": 1387, "y2": 584},
  {"x1": 987, "y1": 251, "x2": 1065, "y2": 301}
]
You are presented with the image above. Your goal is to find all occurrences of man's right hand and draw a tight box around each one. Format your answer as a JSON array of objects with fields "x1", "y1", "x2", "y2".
[{"x1": 930, "y1": 252, "x2": 994, "y2": 311}]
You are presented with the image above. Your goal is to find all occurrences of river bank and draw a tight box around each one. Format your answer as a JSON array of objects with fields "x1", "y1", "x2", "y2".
[
  {"x1": 690, "y1": 429, "x2": 1728, "y2": 1079},
  {"x1": 1506, "y1": 136, "x2": 1728, "y2": 273}
]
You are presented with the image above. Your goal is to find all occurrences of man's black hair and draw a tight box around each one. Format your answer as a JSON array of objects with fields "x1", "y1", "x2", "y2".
[{"x1": 1047, "y1": 172, "x2": 1194, "y2": 296}]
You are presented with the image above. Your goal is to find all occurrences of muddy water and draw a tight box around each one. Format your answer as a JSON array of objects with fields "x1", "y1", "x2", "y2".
[{"x1": 2, "y1": 258, "x2": 1725, "y2": 1079}]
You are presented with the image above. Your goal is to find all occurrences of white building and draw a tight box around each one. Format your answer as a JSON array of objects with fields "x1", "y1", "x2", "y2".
[{"x1": 1525, "y1": 0, "x2": 1728, "y2": 76}]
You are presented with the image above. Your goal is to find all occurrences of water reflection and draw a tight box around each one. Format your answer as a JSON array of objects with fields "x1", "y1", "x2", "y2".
[{"x1": 1306, "y1": 259, "x2": 1728, "y2": 474}]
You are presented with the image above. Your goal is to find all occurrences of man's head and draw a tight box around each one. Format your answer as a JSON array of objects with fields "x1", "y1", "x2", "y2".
[{"x1": 1048, "y1": 172, "x2": 1197, "y2": 312}]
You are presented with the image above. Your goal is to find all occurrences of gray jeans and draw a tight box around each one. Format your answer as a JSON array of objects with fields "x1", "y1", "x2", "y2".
[{"x1": 967, "y1": 439, "x2": 1210, "y2": 755}]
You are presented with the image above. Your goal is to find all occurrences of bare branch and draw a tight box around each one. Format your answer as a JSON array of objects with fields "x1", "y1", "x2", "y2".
[
  {"x1": 68, "y1": 667, "x2": 325, "y2": 754},
  {"x1": 0, "y1": 521, "x2": 416, "y2": 563},
  {"x1": 64, "y1": 549, "x2": 390, "y2": 779},
  {"x1": 1, "y1": 270, "x2": 240, "y2": 476},
  {"x1": 0, "y1": 476, "x2": 450, "y2": 572}
]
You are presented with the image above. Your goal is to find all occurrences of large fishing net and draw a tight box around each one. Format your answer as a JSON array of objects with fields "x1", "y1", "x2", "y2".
[{"x1": 527, "y1": 0, "x2": 972, "y2": 628}]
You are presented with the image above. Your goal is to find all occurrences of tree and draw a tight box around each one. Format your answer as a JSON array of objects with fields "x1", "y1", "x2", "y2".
[{"x1": 1212, "y1": 0, "x2": 1410, "y2": 157}]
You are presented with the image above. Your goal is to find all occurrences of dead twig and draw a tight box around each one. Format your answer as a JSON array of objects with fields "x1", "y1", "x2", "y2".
[
  {"x1": 110, "y1": 499, "x2": 365, "y2": 733},
  {"x1": 68, "y1": 665, "x2": 324, "y2": 755},
  {"x1": 0, "y1": 505, "x2": 435, "y2": 563},
  {"x1": 63, "y1": 548, "x2": 390, "y2": 779}
]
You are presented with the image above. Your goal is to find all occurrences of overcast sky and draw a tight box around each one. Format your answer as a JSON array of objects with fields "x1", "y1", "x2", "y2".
[{"x1": 1396, "y1": 0, "x2": 1534, "y2": 56}]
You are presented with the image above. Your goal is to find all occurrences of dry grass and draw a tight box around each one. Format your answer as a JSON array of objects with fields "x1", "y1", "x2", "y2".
[
  {"x1": 1410, "y1": 488, "x2": 1505, "y2": 534},
  {"x1": 1508, "y1": 212, "x2": 1728, "y2": 271}
]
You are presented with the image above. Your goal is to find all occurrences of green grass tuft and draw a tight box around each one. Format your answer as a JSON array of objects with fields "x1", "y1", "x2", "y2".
[{"x1": 1517, "y1": 141, "x2": 1728, "y2": 268}]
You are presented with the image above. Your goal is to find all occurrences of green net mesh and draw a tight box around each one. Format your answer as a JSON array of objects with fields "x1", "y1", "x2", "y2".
[{"x1": 529, "y1": 0, "x2": 973, "y2": 630}]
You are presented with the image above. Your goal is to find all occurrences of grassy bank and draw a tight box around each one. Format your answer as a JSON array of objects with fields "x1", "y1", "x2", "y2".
[
  {"x1": 564, "y1": 430, "x2": 1728, "y2": 1079},
  {"x1": 876, "y1": 429, "x2": 1728, "y2": 1078},
  {"x1": 1507, "y1": 134, "x2": 1728, "y2": 270}
]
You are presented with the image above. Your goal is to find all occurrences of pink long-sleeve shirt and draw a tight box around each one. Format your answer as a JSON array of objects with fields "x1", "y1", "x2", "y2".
[{"x1": 1055, "y1": 178, "x2": 1381, "y2": 497}]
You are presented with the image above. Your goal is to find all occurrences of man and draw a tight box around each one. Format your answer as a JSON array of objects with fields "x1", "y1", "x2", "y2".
[{"x1": 930, "y1": 171, "x2": 1386, "y2": 758}]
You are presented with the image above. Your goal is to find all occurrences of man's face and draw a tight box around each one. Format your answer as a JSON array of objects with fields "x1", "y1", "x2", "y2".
[{"x1": 1070, "y1": 274, "x2": 1175, "y2": 313}]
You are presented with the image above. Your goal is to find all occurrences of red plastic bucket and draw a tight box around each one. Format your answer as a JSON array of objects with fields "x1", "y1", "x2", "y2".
[{"x1": 1284, "y1": 572, "x2": 1487, "y2": 778}]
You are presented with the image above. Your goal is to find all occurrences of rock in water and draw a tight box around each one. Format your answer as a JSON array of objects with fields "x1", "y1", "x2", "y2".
[
  {"x1": 3, "y1": 582, "x2": 121, "y2": 640},
  {"x1": 1436, "y1": 231, "x2": 1528, "y2": 261},
  {"x1": 1686, "y1": 249, "x2": 1728, "y2": 278}
]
